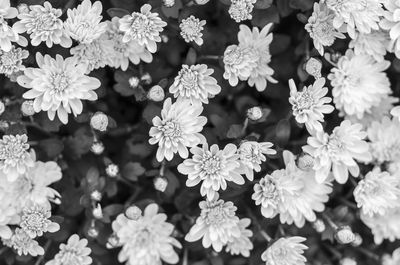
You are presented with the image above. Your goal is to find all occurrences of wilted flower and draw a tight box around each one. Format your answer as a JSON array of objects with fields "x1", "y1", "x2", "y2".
[
  {"x1": 349, "y1": 31, "x2": 391, "y2": 62},
  {"x1": 180, "y1": 15, "x2": 206, "y2": 46},
  {"x1": 20, "y1": 204, "x2": 60, "y2": 238},
  {"x1": 90, "y1": 112, "x2": 108, "y2": 132},
  {"x1": 223, "y1": 45, "x2": 258, "y2": 86},
  {"x1": 0, "y1": 46, "x2": 29, "y2": 76},
  {"x1": 361, "y1": 207, "x2": 400, "y2": 244},
  {"x1": 225, "y1": 218, "x2": 253, "y2": 257},
  {"x1": 8, "y1": 228, "x2": 44, "y2": 256},
  {"x1": 261, "y1": 237, "x2": 308, "y2": 265},
  {"x1": 228, "y1": 0, "x2": 256, "y2": 23},
  {"x1": 381, "y1": 0, "x2": 400, "y2": 58},
  {"x1": 45, "y1": 234, "x2": 92, "y2": 265},
  {"x1": 148, "y1": 85, "x2": 165, "y2": 102}
]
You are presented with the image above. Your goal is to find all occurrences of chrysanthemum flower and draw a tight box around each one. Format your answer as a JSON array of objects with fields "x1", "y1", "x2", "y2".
[
  {"x1": 45, "y1": 234, "x2": 92, "y2": 265},
  {"x1": 13, "y1": 1, "x2": 72, "y2": 48},
  {"x1": 380, "y1": 0, "x2": 400, "y2": 58},
  {"x1": 328, "y1": 50, "x2": 391, "y2": 119},
  {"x1": 119, "y1": 4, "x2": 167, "y2": 53},
  {"x1": 0, "y1": 19, "x2": 28, "y2": 52},
  {"x1": 361, "y1": 207, "x2": 400, "y2": 244},
  {"x1": 17, "y1": 53, "x2": 101, "y2": 124},
  {"x1": 169, "y1": 64, "x2": 221, "y2": 105},
  {"x1": 149, "y1": 98, "x2": 207, "y2": 162},
  {"x1": 0, "y1": 0, "x2": 17, "y2": 19},
  {"x1": 7, "y1": 228, "x2": 44, "y2": 256},
  {"x1": 185, "y1": 198, "x2": 241, "y2": 252},
  {"x1": 261, "y1": 237, "x2": 308, "y2": 265},
  {"x1": 0, "y1": 45, "x2": 29, "y2": 76},
  {"x1": 64, "y1": 0, "x2": 107, "y2": 44},
  {"x1": 349, "y1": 31, "x2": 391, "y2": 62},
  {"x1": 303, "y1": 120, "x2": 371, "y2": 184},
  {"x1": 237, "y1": 141, "x2": 276, "y2": 181},
  {"x1": 20, "y1": 204, "x2": 60, "y2": 238},
  {"x1": 383, "y1": 248, "x2": 400, "y2": 265},
  {"x1": 305, "y1": 2, "x2": 346, "y2": 55},
  {"x1": 228, "y1": 0, "x2": 256, "y2": 23},
  {"x1": 252, "y1": 173, "x2": 282, "y2": 219},
  {"x1": 112, "y1": 203, "x2": 181, "y2": 265},
  {"x1": 289, "y1": 78, "x2": 334, "y2": 133},
  {"x1": 225, "y1": 218, "x2": 253, "y2": 257},
  {"x1": 179, "y1": 15, "x2": 206, "y2": 46},
  {"x1": 223, "y1": 45, "x2": 258, "y2": 86},
  {"x1": 177, "y1": 143, "x2": 244, "y2": 200},
  {"x1": 354, "y1": 168, "x2": 400, "y2": 217}
]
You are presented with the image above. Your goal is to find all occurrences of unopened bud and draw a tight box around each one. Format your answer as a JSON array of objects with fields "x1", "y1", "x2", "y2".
[
  {"x1": 106, "y1": 164, "x2": 119, "y2": 178},
  {"x1": 90, "y1": 190, "x2": 102, "y2": 201},
  {"x1": 141, "y1": 73, "x2": 152, "y2": 85},
  {"x1": 129, "y1": 76, "x2": 140, "y2": 88},
  {"x1": 297, "y1": 153, "x2": 314, "y2": 171},
  {"x1": 161, "y1": 35, "x2": 169, "y2": 43},
  {"x1": 335, "y1": 226, "x2": 355, "y2": 244},
  {"x1": 21, "y1": 100, "x2": 35, "y2": 116},
  {"x1": 154, "y1": 176, "x2": 168, "y2": 192},
  {"x1": 313, "y1": 219, "x2": 326, "y2": 233},
  {"x1": 304, "y1": 57, "x2": 322, "y2": 79},
  {"x1": 92, "y1": 203, "x2": 103, "y2": 219},
  {"x1": 125, "y1": 205, "x2": 142, "y2": 220},
  {"x1": 0, "y1": 120, "x2": 9, "y2": 131},
  {"x1": 147, "y1": 85, "x2": 165, "y2": 102},
  {"x1": 247, "y1": 107, "x2": 263, "y2": 121},
  {"x1": 87, "y1": 226, "x2": 99, "y2": 238},
  {"x1": 90, "y1": 141, "x2": 104, "y2": 155},
  {"x1": 90, "y1": 112, "x2": 108, "y2": 132}
]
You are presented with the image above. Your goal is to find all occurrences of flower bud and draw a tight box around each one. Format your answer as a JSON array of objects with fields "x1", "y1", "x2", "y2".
[
  {"x1": 247, "y1": 107, "x2": 263, "y2": 121},
  {"x1": 297, "y1": 153, "x2": 314, "y2": 171},
  {"x1": 154, "y1": 176, "x2": 168, "y2": 192},
  {"x1": 17, "y1": 3, "x2": 29, "y2": 14},
  {"x1": 21, "y1": 100, "x2": 35, "y2": 116},
  {"x1": 161, "y1": 35, "x2": 169, "y2": 43},
  {"x1": 304, "y1": 57, "x2": 322, "y2": 79},
  {"x1": 0, "y1": 120, "x2": 9, "y2": 131},
  {"x1": 141, "y1": 73, "x2": 152, "y2": 85},
  {"x1": 340, "y1": 257, "x2": 357, "y2": 265},
  {"x1": 128, "y1": 76, "x2": 140, "y2": 88},
  {"x1": 351, "y1": 233, "x2": 362, "y2": 247},
  {"x1": 335, "y1": 226, "x2": 356, "y2": 244},
  {"x1": 90, "y1": 190, "x2": 102, "y2": 201},
  {"x1": 147, "y1": 85, "x2": 165, "y2": 102},
  {"x1": 0, "y1": 101, "x2": 5, "y2": 116},
  {"x1": 90, "y1": 141, "x2": 104, "y2": 155},
  {"x1": 87, "y1": 226, "x2": 99, "y2": 238},
  {"x1": 313, "y1": 219, "x2": 326, "y2": 233},
  {"x1": 125, "y1": 205, "x2": 142, "y2": 220},
  {"x1": 106, "y1": 234, "x2": 120, "y2": 249},
  {"x1": 106, "y1": 164, "x2": 119, "y2": 178},
  {"x1": 163, "y1": 0, "x2": 175, "y2": 7},
  {"x1": 92, "y1": 203, "x2": 103, "y2": 219},
  {"x1": 195, "y1": 0, "x2": 210, "y2": 5},
  {"x1": 90, "y1": 112, "x2": 108, "y2": 132}
]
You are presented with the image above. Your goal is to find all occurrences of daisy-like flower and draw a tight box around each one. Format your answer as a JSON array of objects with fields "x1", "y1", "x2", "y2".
[
  {"x1": 17, "y1": 53, "x2": 101, "y2": 124},
  {"x1": 179, "y1": 15, "x2": 206, "y2": 46},
  {"x1": 354, "y1": 168, "x2": 400, "y2": 217},
  {"x1": 0, "y1": 19, "x2": 28, "y2": 52},
  {"x1": 225, "y1": 218, "x2": 253, "y2": 257},
  {"x1": 349, "y1": 31, "x2": 391, "y2": 62},
  {"x1": 288, "y1": 78, "x2": 335, "y2": 133},
  {"x1": 223, "y1": 45, "x2": 258, "y2": 86},
  {"x1": 228, "y1": 0, "x2": 256, "y2": 23},
  {"x1": 148, "y1": 98, "x2": 207, "y2": 162},
  {"x1": 119, "y1": 4, "x2": 167, "y2": 53},
  {"x1": 303, "y1": 120, "x2": 371, "y2": 184},
  {"x1": 383, "y1": 248, "x2": 400, "y2": 265},
  {"x1": 112, "y1": 203, "x2": 181, "y2": 265},
  {"x1": 380, "y1": 0, "x2": 400, "y2": 58},
  {"x1": 20, "y1": 204, "x2": 60, "y2": 238},
  {"x1": 13, "y1": 1, "x2": 72, "y2": 48},
  {"x1": 185, "y1": 198, "x2": 241, "y2": 252},
  {"x1": 261, "y1": 237, "x2": 308, "y2": 265},
  {"x1": 361, "y1": 207, "x2": 400, "y2": 244},
  {"x1": 305, "y1": 2, "x2": 346, "y2": 55},
  {"x1": 325, "y1": 0, "x2": 383, "y2": 39},
  {"x1": 177, "y1": 143, "x2": 244, "y2": 200},
  {"x1": 45, "y1": 234, "x2": 92, "y2": 265},
  {"x1": 0, "y1": 45, "x2": 29, "y2": 76},
  {"x1": 0, "y1": 134, "x2": 34, "y2": 182},
  {"x1": 169, "y1": 64, "x2": 221, "y2": 105},
  {"x1": 328, "y1": 50, "x2": 391, "y2": 119},
  {"x1": 0, "y1": 0, "x2": 17, "y2": 19},
  {"x1": 8, "y1": 228, "x2": 44, "y2": 256},
  {"x1": 237, "y1": 141, "x2": 276, "y2": 181},
  {"x1": 64, "y1": 0, "x2": 107, "y2": 44}
]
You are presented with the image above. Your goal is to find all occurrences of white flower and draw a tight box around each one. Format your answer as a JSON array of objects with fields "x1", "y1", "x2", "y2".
[
  {"x1": 261, "y1": 237, "x2": 308, "y2": 265},
  {"x1": 223, "y1": 45, "x2": 258, "y2": 86},
  {"x1": 20, "y1": 204, "x2": 60, "y2": 238},
  {"x1": 325, "y1": 0, "x2": 383, "y2": 39},
  {"x1": 0, "y1": 0, "x2": 18, "y2": 19},
  {"x1": 349, "y1": 31, "x2": 391, "y2": 62},
  {"x1": 64, "y1": 0, "x2": 107, "y2": 44},
  {"x1": 149, "y1": 98, "x2": 207, "y2": 162},
  {"x1": 0, "y1": 18, "x2": 28, "y2": 52},
  {"x1": 112, "y1": 203, "x2": 181, "y2": 265},
  {"x1": 185, "y1": 198, "x2": 241, "y2": 252},
  {"x1": 380, "y1": 0, "x2": 400, "y2": 58},
  {"x1": 45, "y1": 234, "x2": 92, "y2": 265},
  {"x1": 328, "y1": 50, "x2": 391, "y2": 119},
  {"x1": 119, "y1": 4, "x2": 167, "y2": 53},
  {"x1": 13, "y1": 1, "x2": 72, "y2": 48},
  {"x1": 179, "y1": 15, "x2": 206, "y2": 45},
  {"x1": 305, "y1": 2, "x2": 346, "y2": 55},
  {"x1": 237, "y1": 141, "x2": 276, "y2": 181},
  {"x1": 17, "y1": 53, "x2": 101, "y2": 124},
  {"x1": 228, "y1": 0, "x2": 256, "y2": 23},
  {"x1": 90, "y1": 112, "x2": 108, "y2": 132},
  {"x1": 288, "y1": 78, "x2": 334, "y2": 133},
  {"x1": 177, "y1": 143, "x2": 244, "y2": 200},
  {"x1": 169, "y1": 64, "x2": 221, "y2": 105},
  {"x1": 7, "y1": 228, "x2": 44, "y2": 256},
  {"x1": 225, "y1": 218, "x2": 253, "y2": 257},
  {"x1": 361, "y1": 207, "x2": 400, "y2": 244},
  {"x1": 304, "y1": 58, "x2": 323, "y2": 79},
  {"x1": 383, "y1": 248, "x2": 400, "y2": 265},
  {"x1": 0, "y1": 45, "x2": 29, "y2": 76},
  {"x1": 303, "y1": 120, "x2": 371, "y2": 184},
  {"x1": 148, "y1": 85, "x2": 165, "y2": 102}
]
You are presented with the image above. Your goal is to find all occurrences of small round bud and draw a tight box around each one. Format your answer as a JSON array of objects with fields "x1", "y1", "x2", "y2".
[
  {"x1": 125, "y1": 205, "x2": 142, "y2": 220},
  {"x1": 147, "y1": 85, "x2": 165, "y2": 102},
  {"x1": 106, "y1": 164, "x2": 119, "y2": 178},
  {"x1": 304, "y1": 57, "x2": 322, "y2": 79},
  {"x1": 0, "y1": 101, "x2": 5, "y2": 116},
  {"x1": 351, "y1": 233, "x2": 362, "y2": 247},
  {"x1": 313, "y1": 219, "x2": 326, "y2": 233},
  {"x1": 90, "y1": 190, "x2": 102, "y2": 201},
  {"x1": 0, "y1": 120, "x2": 9, "y2": 131},
  {"x1": 154, "y1": 176, "x2": 168, "y2": 192},
  {"x1": 340, "y1": 257, "x2": 357, "y2": 265},
  {"x1": 195, "y1": 0, "x2": 210, "y2": 5},
  {"x1": 128, "y1": 76, "x2": 140, "y2": 88},
  {"x1": 92, "y1": 203, "x2": 103, "y2": 219},
  {"x1": 106, "y1": 234, "x2": 120, "y2": 249},
  {"x1": 335, "y1": 226, "x2": 356, "y2": 244},
  {"x1": 90, "y1": 141, "x2": 104, "y2": 155},
  {"x1": 247, "y1": 107, "x2": 263, "y2": 121},
  {"x1": 161, "y1": 35, "x2": 169, "y2": 43},
  {"x1": 90, "y1": 112, "x2": 108, "y2": 132},
  {"x1": 21, "y1": 100, "x2": 35, "y2": 116},
  {"x1": 141, "y1": 73, "x2": 152, "y2": 85},
  {"x1": 163, "y1": 0, "x2": 175, "y2": 7},
  {"x1": 297, "y1": 153, "x2": 314, "y2": 171},
  {"x1": 17, "y1": 3, "x2": 29, "y2": 14},
  {"x1": 87, "y1": 226, "x2": 99, "y2": 238}
]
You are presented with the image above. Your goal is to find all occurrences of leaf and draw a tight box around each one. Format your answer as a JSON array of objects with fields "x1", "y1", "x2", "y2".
[
  {"x1": 227, "y1": 124, "x2": 244, "y2": 139},
  {"x1": 275, "y1": 119, "x2": 291, "y2": 146},
  {"x1": 277, "y1": 0, "x2": 293, "y2": 17},
  {"x1": 289, "y1": 0, "x2": 314, "y2": 11},
  {"x1": 39, "y1": 138, "x2": 64, "y2": 158},
  {"x1": 270, "y1": 34, "x2": 291, "y2": 55},
  {"x1": 185, "y1": 48, "x2": 197, "y2": 65},
  {"x1": 161, "y1": 0, "x2": 183, "y2": 18},
  {"x1": 251, "y1": 5, "x2": 280, "y2": 28},
  {"x1": 64, "y1": 127, "x2": 94, "y2": 160},
  {"x1": 142, "y1": 104, "x2": 162, "y2": 124},
  {"x1": 106, "y1": 8, "x2": 130, "y2": 18},
  {"x1": 164, "y1": 170, "x2": 180, "y2": 197},
  {"x1": 254, "y1": 0, "x2": 273, "y2": 9},
  {"x1": 122, "y1": 162, "x2": 146, "y2": 181}
]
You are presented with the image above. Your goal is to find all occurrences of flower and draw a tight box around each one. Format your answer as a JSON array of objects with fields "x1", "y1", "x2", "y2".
[
  {"x1": 0, "y1": 134, "x2": 34, "y2": 181},
  {"x1": 383, "y1": 248, "x2": 400, "y2": 265},
  {"x1": 237, "y1": 141, "x2": 276, "y2": 181},
  {"x1": 119, "y1": 4, "x2": 167, "y2": 53},
  {"x1": 21, "y1": 100, "x2": 35, "y2": 116},
  {"x1": 112, "y1": 203, "x2": 181, "y2": 265},
  {"x1": 305, "y1": 2, "x2": 346, "y2": 55},
  {"x1": 380, "y1": 0, "x2": 400, "y2": 58},
  {"x1": 106, "y1": 164, "x2": 119, "y2": 178},
  {"x1": 0, "y1": 0, "x2": 18, "y2": 19},
  {"x1": 148, "y1": 98, "x2": 207, "y2": 162},
  {"x1": 354, "y1": 168, "x2": 400, "y2": 217},
  {"x1": 20, "y1": 204, "x2": 60, "y2": 238},
  {"x1": 7, "y1": 228, "x2": 44, "y2": 256},
  {"x1": 223, "y1": 45, "x2": 258, "y2": 86},
  {"x1": 177, "y1": 143, "x2": 244, "y2": 200},
  {"x1": 90, "y1": 112, "x2": 108, "y2": 132},
  {"x1": 148, "y1": 85, "x2": 165, "y2": 102},
  {"x1": 13, "y1": 1, "x2": 72, "y2": 48},
  {"x1": 185, "y1": 198, "x2": 241, "y2": 252},
  {"x1": 361, "y1": 207, "x2": 400, "y2": 244},
  {"x1": 340, "y1": 258, "x2": 357, "y2": 265},
  {"x1": 303, "y1": 120, "x2": 371, "y2": 184},
  {"x1": 17, "y1": 53, "x2": 101, "y2": 124},
  {"x1": 261, "y1": 237, "x2": 308, "y2": 265},
  {"x1": 64, "y1": 0, "x2": 107, "y2": 44},
  {"x1": 349, "y1": 30, "x2": 391, "y2": 62},
  {"x1": 169, "y1": 64, "x2": 221, "y2": 105},
  {"x1": 225, "y1": 218, "x2": 253, "y2": 257},
  {"x1": 0, "y1": 18, "x2": 27, "y2": 52},
  {"x1": 247, "y1": 106, "x2": 263, "y2": 120},
  {"x1": 0, "y1": 45, "x2": 29, "y2": 76},
  {"x1": 328, "y1": 50, "x2": 391, "y2": 119},
  {"x1": 304, "y1": 58, "x2": 323, "y2": 79},
  {"x1": 288, "y1": 78, "x2": 334, "y2": 133},
  {"x1": 179, "y1": 15, "x2": 206, "y2": 45},
  {"x1": 45, "y1": 234, "x2": 92, "y2": 265},
  {"x1": 228, "y1": 0, "x2": 256, "y2": 23}
]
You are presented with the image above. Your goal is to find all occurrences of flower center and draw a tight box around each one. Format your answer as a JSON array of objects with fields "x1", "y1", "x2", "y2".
[
  {"x1": 58, "y1": 247, "x2": 84, "y2": 265},
  {"x1": 129, "y1": 13, "x2": 152, "y2": 39},
  {"x1": 293, "y1": 90, "x2": 315, "y2": 113},
  {"x1": 0, "y1": 139, "x2": 28, "y2": 161},
  {"x1": 224, "y1": 46, "x2": 245, "y2": 65},
  {"x1": 260, "y1": 178, "x2": 278, "y2": 200},
  {"x1": 51, "y1": 73, "x2": 70, "y2": 93},
  {"x1": 33, "y1": 12, "x2": 59, "y2": 34},
  {"x1": 180, "y1": 69, "x2": 199, "y2": 90},
  {"x1": 313, "y1": 21, "x2": 335, "y2": 46},
  {"x1": 204, "y1": 206, "x2": 228, "y2": 225},
  {"x1": 160, "y1": 121, "x2": 181, "y2": 138},
  {"x1": 201, "y1": 153, "x2": 221, "y2": 175}
]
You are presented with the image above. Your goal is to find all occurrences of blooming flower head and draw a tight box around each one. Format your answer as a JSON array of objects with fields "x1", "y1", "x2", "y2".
[
  {"x1": 45, "y1": 234, "x2": 92, "y2": 265},
  {"x1": 169, "y1": 64, "x2": 221, "y2": 105},
  {"x1": 17, "y1": 53, "x2": 101, "y2": 124},
  {"x1": 0, "y1": 18, "x2": 28, "y2": 52},
  {"x1": 119, "y1": 4, "x2": 167, "y2": 53},
  {"x1": 303, "y1": 120, "x2": 371, "y2": 184},
  {"x1": 228, "y1": 0, "x2": 256, "y2": 23},
  {"x1": 149, "y1": 98, "x2": 207, "y2": 162},
  {"x1": 361, "y1": 207, "x2": 400, "y2": 244},
  {"x1": 237, "y1": 141, "x2": 276, "y2": 181},
  {"x1": 383, "y1": 248, "x2": 400, "y2": 265},
  {"x1": 185, "y1": 198, "x2": 241, "y2": 252},
  {"x1": 328, "y1": 50, "x2": 391, "y2": 119},
  {"x1": 178, "y1": 143, "x2": 244, "y2": 200},
  {"x1": 349, "y1": 30, "x2": 391, "y2": 62},
  {"x1": 13, "y1": 1, "x2": 72, "y2": 48},
  {"x1": 179, "y1": 15, "x2": 206, "y2": 46},
  {"x1": 289, "y1": 78, "x2": 335, "y2": 133},
  {"x1": 112, "y1": 203, "x2": 181, "y2": 265},
  {"x1": 380, "y1": 0, "x2": 400, "y2": 58},
  {"x1": 0, "y1": 45, "x2": 29, "y2": 76},
  {"x1": 225, "y1": 218, "x2": 253, "y2": 257},
  {"x1": 64, "y1": 0, "x2": 107, "y2": 44},
  {"x1": 261, "y1": 237, "x2": 308, "y2": 265},
  {"x1": 0, "y1": 0, "x2": 17, "y2": 19},
  {"x1": 7, "y1": 228, "x2": 44, "y2": 256},
  {"x1": 305, "y1": 2, "x2": 346, "y2": 55},
  {"x1": 20, "y1": 204, "x2": 60, "y2": 238},
  {"x1": 223, "y1": 44, "x2": 258, "y2": 86},
  {"x1": 354, "y1": 168, "x2": 400, "y2": 217}
]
